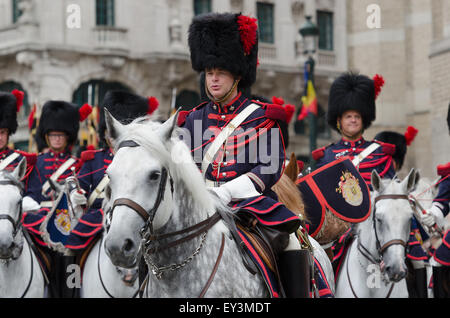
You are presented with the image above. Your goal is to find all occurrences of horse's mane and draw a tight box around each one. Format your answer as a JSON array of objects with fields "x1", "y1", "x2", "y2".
[
  {"x1": 272, "y1": 174, "x2": 307, "y2": 222},
  {"x1": 113, "y1": 117, "x2": 217, "y2": 215}
]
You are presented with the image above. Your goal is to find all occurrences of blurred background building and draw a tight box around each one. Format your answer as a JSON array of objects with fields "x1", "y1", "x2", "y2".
[{"x1": 0, "y1": 0, "x2": 448, "y2": 179}]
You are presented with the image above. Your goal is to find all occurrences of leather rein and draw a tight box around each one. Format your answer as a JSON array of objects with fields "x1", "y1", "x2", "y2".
[
  {"x1": 110, "y1": 140, "x2": 225, "y2": 297},
  {"x1": 348, "y1": 194, "x2": 410, "y2": 298}
]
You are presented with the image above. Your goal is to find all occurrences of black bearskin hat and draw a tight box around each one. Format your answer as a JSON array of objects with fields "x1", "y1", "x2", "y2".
[
  {"x1": 327, "y1": 72, "x2": 384, "y2": 131},
  {"x1": 374, "y1": 126, "x2": 418, "y2": 171},
  {"x1": 374, "y1": 131, "x2": 406, "y2": 170},
  {"x1": 0, "y1": 90, "x2": 24, "y2": 135},
  {"x1": 37, "y1": 100, "x2": 87, "y2": 147},
  {"x1": 98, "y1": 90, "x2": 158, "y2": 146},
  {"x1": 188, "y1": 12, "x2": 259, "y2": 90}
]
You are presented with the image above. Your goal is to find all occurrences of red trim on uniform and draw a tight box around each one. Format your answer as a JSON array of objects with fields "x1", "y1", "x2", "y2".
[
  {"x1": 237, "y1": 231, "x2": 279, "y2": 298},
  {"x1": 243, "y1": 202, "x2": 284, "y2": 215},
  {"x1": 437, "y1": 162, "x2": 450, "y2": 177},
  {"x1": 312, "y1": 147, "x2": 326, "y2": 161},
  {"x1": 65, "y1": 235, "x2": 97, "y2": 250},
  {"x1": 71, "y1": 226, "x2": 103, "y2": 237},
  {"x1": 208, "y1": 113, "x2": 236, "y2": 121}
]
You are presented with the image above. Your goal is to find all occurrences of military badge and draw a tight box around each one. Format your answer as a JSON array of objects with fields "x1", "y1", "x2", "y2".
[
  {"x1": 296, "y1": 157, "x2": 371, "y2": 244},
  {"x1": 336, "y1": 171, "x2": 363, "y2": 206}
]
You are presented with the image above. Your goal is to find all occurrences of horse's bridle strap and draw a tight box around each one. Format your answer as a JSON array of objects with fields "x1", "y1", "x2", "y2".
[
  {"x1": 113, "y1": 198, "x2": 149, "y2": 222},
  {"x1": 378, "y1": 239, "x2": 407, "y2": 255},
  {"x1": 146, "y1": 213, "x2": 221, "y2": 254},
  {"x1": 374, "y1": 194, "x2": 409, "y2": 204},
  {"x1": 373, "y1": 194, "x2": 410, "y2": 255}
]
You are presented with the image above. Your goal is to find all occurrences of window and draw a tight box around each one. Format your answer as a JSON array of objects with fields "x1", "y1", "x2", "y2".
[
  {"x1": 257, "y1": 2, "x2": 274, "y2": 43},
  {"x1": 12, "y1": 0, "x2": 22, "y2": 23},
  {"x1": 96, "y1": 0, "x2": 115, "y2": 26},
  {"x1": 194, "y1": 0, "x2": 211, "y2": 16},
  {"x1": 317, "y1": 11, "x2": 333, "y2": 51}
]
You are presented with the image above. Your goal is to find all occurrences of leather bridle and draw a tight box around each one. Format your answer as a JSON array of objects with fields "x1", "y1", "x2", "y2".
[
  {"x1": 110, "y1": 140, "x2": 173, "y2": 237},
  {"x1": 109, "y1": 139, "x2": 225, "y2": 297},
  {"x1": 372, "y1": 194, "x2": 408, "y2": 256},
  {"x1": 0, "y1": 179, "x2": 24, "y2": 239},
  {"x1": 348, "y1": 194, "x2": 411, "y2": 298}
]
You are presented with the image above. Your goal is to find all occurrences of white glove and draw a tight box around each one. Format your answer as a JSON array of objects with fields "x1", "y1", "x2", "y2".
[
  {"x1": 209, "y1": 186, "x2": 232, "y2": 205},
  {"x1": 208, "y1": 174, "x2": 261, "y2": 205},
  {"x1": 22, "y1": 196, "x2": 41, "y2": 212},
  {"x1": 421, "y1": 204, "x2": 445, "y2": 229},
  {"x1": 70, "y1": 190, "x2": 87, "y2": 219}
]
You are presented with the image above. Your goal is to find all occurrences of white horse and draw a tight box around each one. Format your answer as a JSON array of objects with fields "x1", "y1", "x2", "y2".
[
  {"x1": 46, "y1": 174, "x2": 140, "y2": 298},
  {"x1": 335, "y1": 169, "x2": 419, "y2": 298},
  {"x1": 102, "y1": 111, "x2": 333, "y2": 297},
  {"x1": 80, "y1": 200, "x2": 139, "y2": 298},
  {"x1": 0, "y1": 159, "x2": 46, "y2": 298}
]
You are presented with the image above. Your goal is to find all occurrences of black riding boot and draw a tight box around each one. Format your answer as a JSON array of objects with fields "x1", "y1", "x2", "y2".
[
  {"x1": 60, "y1": 255, "x2": 80, "y2": 298},
  {"x1": 278, "y1": 250, "x2": 311, "y2": 298},
  {"x1": 414, "y1": 268, "x2": 428, "y2": 298},
  {"x1": 433, "y1": 266, "x2": 450, "y2": 298}
]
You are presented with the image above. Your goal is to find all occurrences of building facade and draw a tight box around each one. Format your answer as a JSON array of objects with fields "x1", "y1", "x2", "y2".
[
  {"x1": 346, "y1": 0, "x2": 450, "y2": 179},
  {"x1": 0, "y1": 0, "x2": 346, "y2": 161}
]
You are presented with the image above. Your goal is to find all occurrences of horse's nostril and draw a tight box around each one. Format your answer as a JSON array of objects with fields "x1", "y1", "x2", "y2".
[{"x1": 123, "y1": 239, "x2": 134, "y2": 253}]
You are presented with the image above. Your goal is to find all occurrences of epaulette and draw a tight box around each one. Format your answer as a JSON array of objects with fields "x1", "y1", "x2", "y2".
[
  {"x1": 177, "y1": 102, "x2": 208, "y2": 127},
  {"x1": 262, "y1": 103, "x2": 287, "y2": 122},
  {"x1": 437, "y1": 162, "x2": 450, "y2": 177},
  {"x1": 15, "y1": 150, "x2": 37, "y2": 166},
  {"x1": 312, "y1": 146, "x2": 326, "y2": 161},
  {"x1": 80, "y1": 150, "x2": 98, "y2": 162},
  {"x1": 374, "y1": 140, "x2": 396, "y2": 156}
]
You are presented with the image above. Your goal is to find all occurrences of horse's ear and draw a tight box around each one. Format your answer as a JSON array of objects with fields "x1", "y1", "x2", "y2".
[
  {"x1": 403, "y1": 168, "x2": 418, "y2": 193},
  {"x1": 284, "y1": 153, "x2": 298, "y2": 182},
  {"x1": 12, "y1": 157, "x2": 27, "y2": 181},
  {"x1": 159, "y1": 108, "x2": 180, "y2": 142},
  {"x1": 104, "y1": 108, "x2": 125, "y2": 147},
  {"x1": 371, "y1": 170, "x2": 383, "y2": 192}
]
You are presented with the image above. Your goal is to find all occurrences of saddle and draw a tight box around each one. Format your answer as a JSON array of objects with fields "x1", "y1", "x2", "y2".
[{"x1": 217, "y1": 208, "x2": 288, "y2": 297}]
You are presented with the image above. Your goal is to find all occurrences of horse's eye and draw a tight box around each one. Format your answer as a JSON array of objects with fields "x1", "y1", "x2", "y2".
[{"x1": 149, "y1": 171, "x2": 161, "y2": 181}]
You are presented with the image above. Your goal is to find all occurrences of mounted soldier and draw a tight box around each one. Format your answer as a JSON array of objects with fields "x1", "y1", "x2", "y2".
[
  {"x1": 375, "y1": 126, "x2": 431, "y2": 298},
  {"x1": 71, "y1": 90, "x2": 158, "y2": 284},
  {"x1": 312, "y1": 72, "x2": 396, "y2": 189},
  {"x1": 178, "y1": 12, "x2": 331, "y2": 298},
  {"x1": 22, "y1": 100, "x2": 92, "y2": 297},
  {"x1": 0, "y1": 89, "x2": 35, "y2": 178}
]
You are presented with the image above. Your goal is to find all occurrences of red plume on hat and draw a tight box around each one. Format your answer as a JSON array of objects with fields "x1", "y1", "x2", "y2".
[
  {"x1": 404, "y1": 125, "x2": 418, "y2": 146},
  {"x1": 11, "y1": 89, "x2": 24, "y2": 112},
  {"x1": 148, "y1": 96, "x2": 159, "y2": 115},
  {"x1": 237, "y1": 15, "x2": 258, "y2": 56},
  {"x1": 272, "y1": 96, "x2": 295, "y2": 124},
  {"x1": 79, "y1": 103, "x2": 93, "y2": 122},
  {"x1": 373, "y1": 74, "x2": 385, "y2": 100}
]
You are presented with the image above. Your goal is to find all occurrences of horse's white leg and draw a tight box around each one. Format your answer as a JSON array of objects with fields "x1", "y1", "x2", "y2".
[{"x1": 81, "y1": 237, "x2": 138, "y2": 298}]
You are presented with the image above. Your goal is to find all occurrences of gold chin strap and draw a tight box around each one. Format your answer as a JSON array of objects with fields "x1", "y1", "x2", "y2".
[{"x1": 205, "y1": 79, "x2": 240, "y2": 105}]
